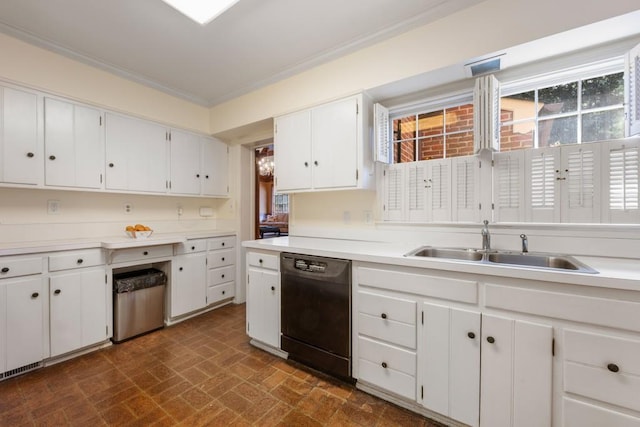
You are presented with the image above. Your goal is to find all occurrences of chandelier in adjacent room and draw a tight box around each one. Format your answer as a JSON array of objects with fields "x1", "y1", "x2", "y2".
[{"x1": 258, "y1": 156, "x2": 274, "y2": 176}]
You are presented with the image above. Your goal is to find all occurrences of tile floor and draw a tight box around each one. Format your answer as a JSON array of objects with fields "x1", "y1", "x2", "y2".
[{"x1": 0, "y1": 303, "x2": 444, "y2": 426}]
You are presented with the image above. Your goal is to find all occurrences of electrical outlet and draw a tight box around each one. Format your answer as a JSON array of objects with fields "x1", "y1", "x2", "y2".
[
  {"x1": 47, "y1": 200, "x2": 60, "y2": 215},
  {"x1": 124, "y1": 203, "x2": 133, "y2": 214},
  {"x1": 177, "y1": 205, "x2": 183, "y2": 216}
]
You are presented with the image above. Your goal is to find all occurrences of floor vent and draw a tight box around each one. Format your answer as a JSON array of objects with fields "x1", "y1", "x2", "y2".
[{"x1": 0, "y1": 362, "x2": 42, "y2": 381}]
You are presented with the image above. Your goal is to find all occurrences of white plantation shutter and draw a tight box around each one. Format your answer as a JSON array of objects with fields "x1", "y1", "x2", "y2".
[
  {"x1": 473, "y1": 75, "x2": 500, "y2": 152},
  {"x1": 604, "y1": 139, "x2": 640, "y2": 223},
  {"x1": 626, "y1": 42, "x2": 640, "y2": 137},
  {"x1": 526, "y1": 147, "x2": 559, "y2": 223},
  {"x1": 452, "y1": 155, "x2": 481, "y2": 222},
  {"x1": 383, "y1": 164, "x2": 404, "y2": 221},
  {"x1": 374, "y1": 103, "x2": 392, "y2": 163},
  {"x1": 561, "y1": 144, "x2": 601, "y2": 223},
  {"x1": 429, "y1": 159, "x2": 452, "y2": 222},
  {"x1": 407, "y1": 162, "x2": 428, "y2": 222},
  {"x1": 493, "y1": 150, "x2": 525, "y2": 222}
]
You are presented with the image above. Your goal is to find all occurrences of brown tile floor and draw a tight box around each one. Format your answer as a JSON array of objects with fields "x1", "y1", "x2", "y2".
[{"x1": 0, "y1": 303, "x2": 445, "y2": 426}]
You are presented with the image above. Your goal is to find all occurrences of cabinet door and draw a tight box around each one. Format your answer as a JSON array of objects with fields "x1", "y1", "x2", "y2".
[
  {"x1": 1, "y1": 86, "x2": 39, "y2": 185},
  {"x1": 312, "y1": 96, "x2": 358, "y2": 189},
  {"x1": 44, "y1": 98, "x2": 102, "y2": 189},
  {"x1": 560, "y1": 143, "x2": 601, "y2": 223},
  {"x1": 422, "y1": 303, "x2": 480, "y2": 427},
  {"x1": 105, "y1": 113, "x2": 167, "y2": 193},
  {"x1": 480, "y1": 315, "x2": 552, "y2": 427},
  {"x1": 247, "y1": 268, "x2": 279, "y2": 348},
  {"x1": 526, "y1": 147, "x2": 560, "y2": 222},
  {"x1": 4, "y1": 277, "x2": 45, "y2": 371},
  {"x1": 202, "y1": 137, "x2": 229, "y2": 196},
  {"x1": 171, "y1": 253, "x2": 206, "y2": 317},
  {"x1": 169, "y1": 129, "x2": 201, "y2": 195},
  {"x1": 274, "y1": 110, "x2": 312, "y2": 191},
  {"x1": 452, "y1": 155, "x2": 481, "y2": 222},
  {"x1": 50, "y1": 268, "x2": 106, "y2": 357}
]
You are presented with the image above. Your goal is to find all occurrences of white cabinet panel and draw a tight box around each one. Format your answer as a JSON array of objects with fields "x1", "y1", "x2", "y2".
[
  {"x1": 4, "y1": 277, "x2": 46, "y2": 371},
  {"x1": 564, "y1": 397, "x2": 640, "y2": 427},
  {"x1": 1, "y1": 86, "x2": 39, "y2": 185},
  {"x1": 44, "y1": 97, "x2": 102, "y2": 189},
  {"x1": 202, "y1": 137, "x2": 229, "y2": 197},
  {"x1": 358, "y1": 336, "x2": 416, "y2": 400},
  {"x1": 105, "y1": 113, "x2": 167, "y2": 193},
  {"x1": 274, "y1": 109, "x2": 312, "y2": 192},
  {"x1": 169, "y1": 129, "x2": 201, "y2": 195},
  {"x1": 49, "y1": 267, "x2": 107, "y2": 357},
  {"x1": 171, "y1": 252, "x2": 206, "y2": 317},
  {"x1": 246, "y1": 266, "x2": 280, "y2": 348}
]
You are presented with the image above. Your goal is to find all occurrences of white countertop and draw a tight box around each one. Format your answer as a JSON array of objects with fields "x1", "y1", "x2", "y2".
[
  {"x1": 0, "y1": 230, "x2": 235, "y2": 256},
  {"x1": 243, "y1": 236, "x2": 640, "y2": 292}
]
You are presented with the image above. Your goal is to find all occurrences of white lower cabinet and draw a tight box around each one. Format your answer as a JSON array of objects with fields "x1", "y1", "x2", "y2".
[
  {"x1": 171, "y1": 251, "x2": 207, "y2": 317},
  {"x1": 246, "y1": 251, "x2": 280, "y2": 348},
  {"x1": 480, "y1": 315, "x2": 552, "y2": 427},
  {"x1": 3, "y1": 276, "x2": 46, "y2": 372},
  {"x1": 421, "y1": 304, "x2": 480, "y2": 426},
  {"x1": 49, "y1": 267, "x2": 107, "y2": 357}
]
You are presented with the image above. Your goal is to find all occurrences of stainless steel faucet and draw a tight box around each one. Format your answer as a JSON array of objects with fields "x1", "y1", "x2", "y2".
[
  {"x1": 520, "y1": 234, "x2": 528, "y2": 253},
  {"x1": 481, "y1": 220, "x2": 491, "y2": 251}
]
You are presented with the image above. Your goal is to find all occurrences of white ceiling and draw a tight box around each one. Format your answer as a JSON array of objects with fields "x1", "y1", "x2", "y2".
[{"x1": 0, "y1": 0, "x2": 484, "y2": 107}]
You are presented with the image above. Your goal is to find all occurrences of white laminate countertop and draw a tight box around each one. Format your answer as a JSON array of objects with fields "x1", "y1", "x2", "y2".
[
  {"x1": 0, "y1": 230, "x2": 236, "y2": 256},
  {"x1": 242, "y1": 236, "x2": 640, "y2": 292}
]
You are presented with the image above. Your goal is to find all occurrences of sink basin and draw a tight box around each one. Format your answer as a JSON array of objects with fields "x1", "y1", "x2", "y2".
[
  {"x1": 404, "y1": 246, "x2": 597, "y2": 273},
  {"x1": 486, "y1": 252, "x2": 597, "y2": 273},
  {"x1": 405, "y1": 247, "x2": 484, "y2": 262}
]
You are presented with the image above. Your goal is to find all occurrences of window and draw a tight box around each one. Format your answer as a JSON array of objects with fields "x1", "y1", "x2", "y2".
[
  {"x1": 273, "y1": 193, "x2": 289, "y2": 214},
  {"x1": 500, "y1": 71, "x2": 625, "y2": 151},
  {"x1": 391, "y1": 103, "x2": 475, "y2": 163}
]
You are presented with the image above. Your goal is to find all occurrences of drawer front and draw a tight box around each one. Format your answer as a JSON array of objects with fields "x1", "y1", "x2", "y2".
[
  {"x1": 207, "y1": 236, "x2": 235, "y2": 251},
  {"x1": 564, "y1": 329, "x2": 640, "y2": 376},
  {"x1": 358, "y1": 291, "x2": 416, "y2": 325},
  {"x1": 49, "y1": 249, "x2": 105, "y2": 271},
  {"x1": 207, "y1": 282, "x2": 235, "y2": 305},
  {"x1": 358, "y1": 338, "x2": 416, "y2": 400},
  {"x1": 564, "y1": 361, "x2": 640, "y2": 412},
  {"x1": 563, "y1": 397, "x2": 640, "y2": 427},
  {"x1": 247, "y1": 252, "x2": 279, "y2": 270},
  {"x1": 207, "y1": 249, "x2": 235, "y2": 269},
  {"x1": 174, "y1": 239, "x2": 207, "y2": 255},
  {"x1": 0, "y1": 256, "x2": 43, "y2": 278},
  {"x1": 358, "y1": 313, "x2": 416, "y2": 349},
  {"x1": 208, "y1": 265, "x2": 235, "y2": 286},
  {"x1": 110, "y1": 245, "x2": 173, "y2": 264}
]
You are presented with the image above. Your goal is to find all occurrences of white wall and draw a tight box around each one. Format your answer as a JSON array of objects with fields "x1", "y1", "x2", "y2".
[
  {"x1": 0, "y1": 188, "x2": 224, "y2": 243},
  {"x1": 208, "y1": 0, "x2": 640, "y2": 135}
]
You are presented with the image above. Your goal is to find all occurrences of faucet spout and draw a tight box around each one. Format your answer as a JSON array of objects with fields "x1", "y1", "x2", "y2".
[
  {"x1": 481, "y1": 220, "x2": 491, "y2": 251},
  {"x1": 520, "y1": 234, "x2": 528, "y2": 253}
]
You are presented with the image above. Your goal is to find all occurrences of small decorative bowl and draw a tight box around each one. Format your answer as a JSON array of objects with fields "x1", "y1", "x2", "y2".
[{"x1": 126, "y1": 230, "x2": 153, "y2": 239}]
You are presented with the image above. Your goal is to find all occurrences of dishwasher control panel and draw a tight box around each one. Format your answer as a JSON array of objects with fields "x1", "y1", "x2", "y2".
[{"x1": 294, "y1": 258, "x2": 327, "y2": 273}]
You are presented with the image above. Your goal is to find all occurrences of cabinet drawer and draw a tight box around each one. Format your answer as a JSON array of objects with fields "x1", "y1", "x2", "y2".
[
  {"x1": 207, "y1": 249, "x2": 235, "y2": 269},
  {"x1": 110, "y1": 245, "x2": 173, "y2": 264},
  {"x1": 247, "y1": 252, "x2": 279, "y2": 270},
  {"x1": 0, "y1": 255, "x2": 43, "y2": 278},
  {"x1": 208, "y1": 265, "x2": 235, "y2": 286},
  {"x1": 174, "y1": 239, "x2": 207, "y2": 255},
  {"x1": 358, "y1": 291, "x2": 416, "y2": 348},
  {"x1": 564, "y1": 361, "x2": 640, "y2": 412},
  {"x1": 563, "y1": 397, "x2": 640, "y2": 427},
  {"x1": 207, "y1": 236, "x2": 235, "y2": 251},
  {"x1": 358, "y1": 337, "x2": 416, "y2": 400},
  {"x1": 564, "y1": 329, "x2": 640, "y2": 376},
  {"x1": 49, "y1": 249, "x2": 105, "y2": 271},
  {"x1": 207, "y1": 282, "x2": 234, "y2": 305}
]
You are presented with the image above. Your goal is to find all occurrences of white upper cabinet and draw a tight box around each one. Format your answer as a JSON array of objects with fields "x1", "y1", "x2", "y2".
[
  {"x1": 169, "y1": 129, "x2": 201, "y2": 195},
  {"x1": 44, "y1": 98, "x2": 103, "y2": 189},
  {"x1": 105, "y1": 113, "x2": 168, "y2": 193},
  {"x1": 274, "y1": 93, "x2": 373, "y2": 193},
  {"x1": 201, "y1": 136, "x2": 229, "y2": 197},
  {"x1": 0, "y1": 85, "x2": 40, "y2": 185},
  {"x1": 169, "y1": 131, "x2": 229, "y2": 197}
]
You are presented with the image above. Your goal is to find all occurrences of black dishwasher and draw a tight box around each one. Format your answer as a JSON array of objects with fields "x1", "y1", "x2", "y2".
[{"x1": 280, "y1": 253, "x2": 352, "y2": 379}]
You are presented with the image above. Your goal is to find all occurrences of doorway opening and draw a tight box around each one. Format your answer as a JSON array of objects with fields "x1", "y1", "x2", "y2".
[{"x1": 255, "y1": 145, "x2": 288, "y2": 239}]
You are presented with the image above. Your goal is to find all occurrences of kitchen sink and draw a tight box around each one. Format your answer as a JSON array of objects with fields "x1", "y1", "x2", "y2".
[
  {"x1": 404, "y1": 246, "x2": 597, "y2": 273},
  {"x1": 405, "y1": 247, "x2": 484, "y2": 261}
]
